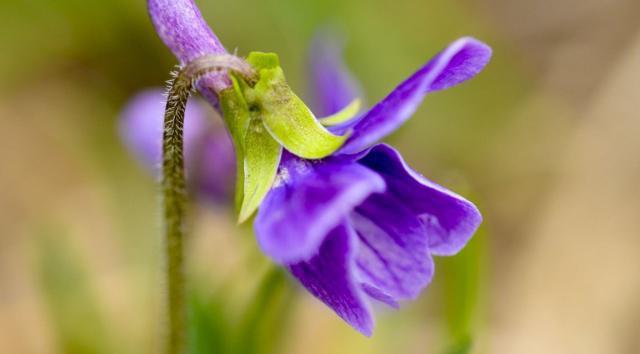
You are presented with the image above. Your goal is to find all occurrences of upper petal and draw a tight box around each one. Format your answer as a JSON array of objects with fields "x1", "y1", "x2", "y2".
[
  {"x1": 308, "y1": 32, "x2": 363, "y2": 117},
  {"x1": 288, "y1": 222, "x2": 374, "y2": 336},
  {"x1": 254, "y1": 153, "x2": 385, "y2": 264},
  {"x1": 339, "y1": 37, "x2": 492, "y2": 154},
  {"x1": 357, "y1": 144, "x2": 482, "y2": 256}
]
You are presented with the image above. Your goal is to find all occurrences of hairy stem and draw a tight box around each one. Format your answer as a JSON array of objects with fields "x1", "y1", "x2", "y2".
[
  {"x1": 160, "y1": 53, "x2": 256, "y2": 354},
  {"x1": 162, "y1": 70, "x2": 192, "y2": 354}
]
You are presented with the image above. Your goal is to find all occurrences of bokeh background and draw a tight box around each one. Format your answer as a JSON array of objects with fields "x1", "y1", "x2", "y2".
[{"x1": 1, "y1": 0, "x2": 639, "y2": 353}]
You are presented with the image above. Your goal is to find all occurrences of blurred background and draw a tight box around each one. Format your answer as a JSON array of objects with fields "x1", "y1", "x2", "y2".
[{"x1": 1, "y1": 0, "x2": 639, "y2": 353}]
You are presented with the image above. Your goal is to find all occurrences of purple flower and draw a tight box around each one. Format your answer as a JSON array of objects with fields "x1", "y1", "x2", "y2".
[
  {"x1": 255, "y1": 37, "x2": 490, "y2": 335},
  {"x1": 119, "y1": 89, "x2": 235, "y2": 203},
  {"x1": 145, "y1": 0, "x2": 490, "y2": 335}
]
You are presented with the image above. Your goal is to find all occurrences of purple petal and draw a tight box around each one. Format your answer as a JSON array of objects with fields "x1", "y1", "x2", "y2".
[
  {"x1": 357, "y1": 144, "x2": 482, "y2": 256},
  {"x1": 119, "y1": 90, "x2": 166, "y2": 172},
  {"x1": 119, "y1": 89, "x2": 207, "y2": 171},
  {"x1": 147, "y1": 0, "x2": 226, "y2": 64},
  {"x1": 360, "y1": 283, "x2": 399, "y2": 308},
  {"x1": 119, "y1": 89, "x2": 235, "y2": 202},
  {"x1": 308, "y1": 32, "x2": 363, "y2": 117},
  {"x1": 190, "y1": 130, "x2": 236, "y2": 203},
  {"x1": 339, "y1": 37, "x2": 492, "y2": 154},
  {"x1": 351, "y1": 192, "x2": 435, "y2": 302},
  {"x1": 254, "y1": 153, "x2": 385, "y2": 264},
  {"x1": 289, "y1": 222, "x2": 374, "y2": 336},
  {"x1": 147, "y1": 0, "x2": 231, "y2": 98}
]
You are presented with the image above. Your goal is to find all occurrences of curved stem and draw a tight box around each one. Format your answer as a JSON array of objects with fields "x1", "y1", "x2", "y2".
[
  {"x1": 160, "y1": 53, "x2": 256, "y2": 354},
  {"x1": 162, "y1": 71, "x2": 192, "y2": 354},
  {"x1": 183, "y1": 54, "x2": 258, "y2": 87}
]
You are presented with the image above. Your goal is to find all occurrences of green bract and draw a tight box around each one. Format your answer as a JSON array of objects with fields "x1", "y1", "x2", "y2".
[{"x1": 220, "y1": 52, "x2": 354, "y2": 222}]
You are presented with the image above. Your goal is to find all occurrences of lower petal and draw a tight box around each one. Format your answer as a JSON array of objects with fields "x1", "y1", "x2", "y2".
[
  {"x1": 254, "y1": 154, "x2": 385, "y2": 264},
  {"x1": 358, "y1": 144, "x2": 482, "y2": 256},
  {"x1": 288, "y1": 222, "x2": 374, "y2": 336},
  {"x1": 351, "y1": 194, "x2": 435, "y2": 301}
]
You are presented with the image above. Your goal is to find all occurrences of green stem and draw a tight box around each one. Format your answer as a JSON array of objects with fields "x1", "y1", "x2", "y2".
[{"x1": 162, "y1": 71, "x2": 193, "y2": 354}]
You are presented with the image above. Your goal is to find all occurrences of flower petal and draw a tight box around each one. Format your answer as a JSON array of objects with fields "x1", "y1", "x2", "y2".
[
  {"x1": 308, "y1": 32, "x2": 363, "y2": 117},
  {"x1": 357, "y1": 144, "x2": 482, "y2": 256},
  {"x1": 351, "y1": 192, "x2": 435, "y2": 301},
  {"x1": 119, "y1": 89, "x2": 208, "y2": 173},
  {"x1": 119, "y1": 89, "x2": 235, "y2": 202},
  {"x1": 193, "y1": 131, "x2": 236, "y2": 203},
  {"x1": 339, "y1": 37, "x2": 492, "y2": 154},
  {"x1": 360, "y1": 283, "x2": 399, "y2": 308},
  {"x1": 254, "y1": 154, "x2": 385, "y2": 264},
  {"x1": 288, "y1": 222, "x2": 374, "y2": 336},
  {"x1": 147, "y1": 0, "x2": 231, "y2": 99}
]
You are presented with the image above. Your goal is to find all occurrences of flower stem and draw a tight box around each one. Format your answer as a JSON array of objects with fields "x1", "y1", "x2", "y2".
[
  {"x1": 160, "y1": 53, "x2": 256, "y2": 354},
  {"x1": 162, "y1": 71, "x2": 193, "y2": 354}
]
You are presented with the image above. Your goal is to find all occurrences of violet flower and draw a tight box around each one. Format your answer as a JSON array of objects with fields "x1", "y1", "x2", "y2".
[
  {"x1": 119, "y1": 89, "x2": 235, "y2": 202},
  {"x1": 256, "y1": 37, "x2": 489, "y2": 335},
  {"x1": 146, "y1": 0, "x2": 490, "y2": 336}
]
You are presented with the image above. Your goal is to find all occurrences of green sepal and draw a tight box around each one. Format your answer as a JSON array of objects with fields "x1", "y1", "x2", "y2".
[
  {"x1": 318, "y1": 99, "x2": 362, "y2": 126},
  {"x1": 246, "y1": 52, "x2": 280, "y2": 71},
  {"x1": 245, "y1": 52, "x2": 350, "y2": 159},
  {"x1": 220, "y1": 52, "x2": 350, "y2": 222},
  {"x1": 237, "y1": 115, "x2": 282, "y2": 223},
  {"x1": 221, "y1": 77, "x2": 282, "y2": 223},
  {"x1": 219, "y1": 80, "x2": 250, "y2": 214}
]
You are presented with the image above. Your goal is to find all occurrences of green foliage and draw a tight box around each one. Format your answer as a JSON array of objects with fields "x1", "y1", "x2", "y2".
[
  {"x1": 187, "y1": 268, "x2": 293, "y2": 354},
  {"x1": 35, "y1": 226, "x2": 294, "y2": 354}
]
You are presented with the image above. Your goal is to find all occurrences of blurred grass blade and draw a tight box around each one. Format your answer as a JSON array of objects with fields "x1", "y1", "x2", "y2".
[
  {"x1": 187, "y1": 289, "x2": 230, "y2": 354},
  {"x1": 233, "y1": 267, "x2": 294, "y2": 354},
  {"x1": 35, "y1": 226, "x2": 116, "y2": 354},
  {"x1": 444, "y1": 337, "x2": 472, "y2": 354},
  {"x1": 439, "y1": 205, "x2": 487, "y2": 354}
]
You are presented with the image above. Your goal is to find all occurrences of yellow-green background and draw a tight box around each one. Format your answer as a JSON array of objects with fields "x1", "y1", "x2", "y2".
[{"x1": 1, "y1": 0, "x2": 639, "y2": 353}]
